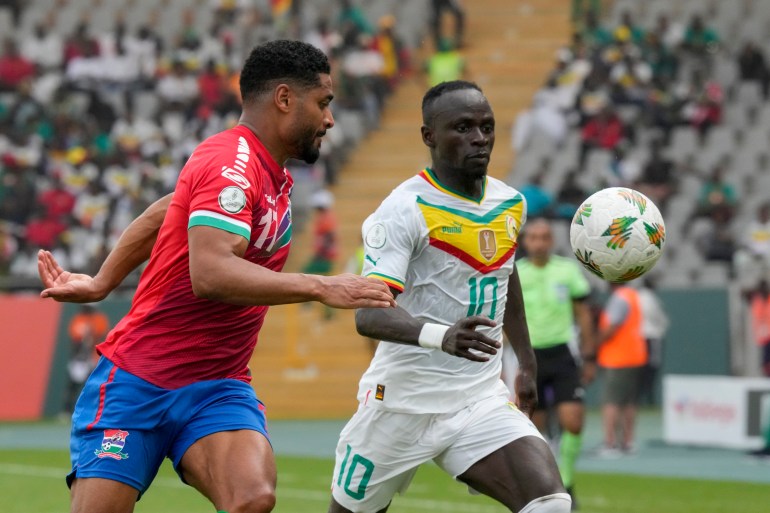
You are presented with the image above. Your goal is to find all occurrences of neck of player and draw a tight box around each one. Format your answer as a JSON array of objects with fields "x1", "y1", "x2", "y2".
[
  {"x1": 239, "y1": 114, "x2": 290, "y2": 166},
  {"x1": 432, "y1": 165, "x2": 485, "y2": 201}
]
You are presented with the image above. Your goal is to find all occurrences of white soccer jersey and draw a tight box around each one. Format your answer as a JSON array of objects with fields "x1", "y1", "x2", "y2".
[{"x1": 358, "y1": 168, "x2": 527, "y2": 414}]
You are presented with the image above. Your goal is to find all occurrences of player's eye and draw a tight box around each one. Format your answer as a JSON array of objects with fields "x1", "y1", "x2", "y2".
[
  {"x1": 456, "y1": 124, "x2": 469, "y2": 133},
  {"x1": 481, "y1": 124, "x2": 494, "y2": 134}
]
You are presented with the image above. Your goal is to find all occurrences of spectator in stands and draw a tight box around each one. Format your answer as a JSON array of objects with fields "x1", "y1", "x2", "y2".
[
  {"x1": 73, "y1": 180, "x2": 110, "y2": 232},
  {"x1": 579, "y1": 106, "x2": 624, "y2": 170},
  {"x1": 339, "y1": 0, "x2": 374, "y2": 36},
  {"x1": 512, "y1": 84, "x2": 569, "y2": 152},
  {"x1": 305, "y1": 18, "x2": 343, "y2": 57},
  {"x1": 735, "y1": 202, "x2": 770, "y2": 284},
  {"x1": 425, "y1": 38, "x2": 466, "y2": 87},
  {"x1": 643, "y1": 32, "x2": 678, "y2": 85},
  {"x1": 609, "y1": 46, "x2": 652, "y2": 107},
  {"x1": 554, "y1": 170, "x2": 587, "y2": 220},
  {"x1": 738, "y1": 41, "x2": 769, "y2": 99},
  {"x1": 0, "y1": 39, "x2": 35, "y2": 91},
  {"x1": 430, "y1": 0, "x2": 465, "y2": 49},
  {"x1": 638, "y1": 137, "x2": 676, "y2": 207},
  {"x1": 25, "y1": 206, "x2": 67, "y2": 249},
  {"x1": 9, "y1": 240, "x2": 39, "y2": 278},
  {"x1": 156, "y1": 60, "x2": 200, "y2": 115},
  {"x1": 373, "y1": 14, "x2": 407, "y2": 89},
  {"x1": 696, "y1": 163, "x2": 736, "y2": 220},
  {"x1": 38, "y1": 174, "x2": 76, "y2": 221},
  {"x1": 520, "y1": 172, "x2": 553, "y2": 219},
  {"x1": 613, "y1": 10, "x2": 645, "y2": 46},
  {"x1": 653, "y1": 14, "x2": 684, "y2": 49},
  {"x1": 130, "y1": 24, "x2": 163, "y2": 84},
  {"x1": 682, "y1": 15, "x2": 719, "y2": 61},
  {"x1": 20, "y1": 19, "x2": 64, "y2": 71},
  {"x1": 697, "y1": 206, "x2": 736, "y2": 264},
  {"x1": 580, "y1": 10, "x2": 612, "y2": 49},
  {"x1": 63, "y1": 22, "x2": 100, "y2": 66}
]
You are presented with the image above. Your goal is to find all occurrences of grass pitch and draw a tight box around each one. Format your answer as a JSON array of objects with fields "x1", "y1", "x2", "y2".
[{"x1": 2, "y1": 449, "x2": 769, "y2": 513}]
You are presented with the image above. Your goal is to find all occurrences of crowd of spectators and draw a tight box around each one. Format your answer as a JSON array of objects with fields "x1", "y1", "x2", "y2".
[
  {"x1": 513, "y1": 4, "x2": 770, "y2": 290},
  {"x1": 0, "y1": 0, "x2": 414, "y2": 285}
]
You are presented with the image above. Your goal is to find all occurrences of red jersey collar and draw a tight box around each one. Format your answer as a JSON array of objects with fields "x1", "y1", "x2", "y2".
[{"x1": 234, "y1": 124, "x2": 284, "y2": 178}]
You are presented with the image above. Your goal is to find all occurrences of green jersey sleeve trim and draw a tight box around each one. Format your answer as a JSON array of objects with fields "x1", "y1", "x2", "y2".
[{"x1": 188, "y1": 210, "x2": 251, "y2": 241}]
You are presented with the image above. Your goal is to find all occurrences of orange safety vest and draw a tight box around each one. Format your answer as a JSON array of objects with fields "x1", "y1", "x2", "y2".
[
  {"x1": 751, "y1": 294, "x2": 770, "y2": 346},
  {"x1": 598, "y1": 286, "x2": 647, "y2": 368}
]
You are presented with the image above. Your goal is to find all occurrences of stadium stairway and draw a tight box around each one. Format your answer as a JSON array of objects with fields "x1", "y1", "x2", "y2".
[{"x1": 251, "y1": 1, "x2": 571, "y2": 419}]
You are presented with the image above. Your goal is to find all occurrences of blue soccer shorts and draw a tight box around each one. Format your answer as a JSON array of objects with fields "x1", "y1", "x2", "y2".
[{"x1": 68, "y1": 356, "x2": 269, "y2": 497}]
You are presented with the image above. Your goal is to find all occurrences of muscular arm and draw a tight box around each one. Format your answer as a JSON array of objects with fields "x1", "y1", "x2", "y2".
[
  {"x1": 502, "y1": 266, "x2": 538, "y2": 416},
  {"x1": 39, "y1": 194, "x2": 172, "y2": 302},
  {"x1": 354, "y1": 288, "x2": 499, "y2": 362},
  {"x1": 188, "y1": 226, "x2": 395, "y2": 308}
]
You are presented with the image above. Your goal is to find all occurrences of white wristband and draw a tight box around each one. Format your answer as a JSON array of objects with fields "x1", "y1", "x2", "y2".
[{"x1": 418, "y1": 323, "x2": 450, "y2": 349}]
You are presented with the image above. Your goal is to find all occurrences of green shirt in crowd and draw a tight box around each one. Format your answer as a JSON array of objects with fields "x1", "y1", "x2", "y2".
[{"x1": 517, "y1": 255, "x2": 590, "y2": 349}]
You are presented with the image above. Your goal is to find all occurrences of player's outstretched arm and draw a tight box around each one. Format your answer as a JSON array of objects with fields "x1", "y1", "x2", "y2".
[
  {"x1": 355, "y1": 295, "x2": 501, "y2": 362},
  {"x1": 502, "y1": 267, "x2": 538, "y2": 417},
  {"x1": 39, "y1": 193, "x2": 172, "y2": 302},
  {"x1": 188, "y1": 225, "x2": 395, "y2": 308}
]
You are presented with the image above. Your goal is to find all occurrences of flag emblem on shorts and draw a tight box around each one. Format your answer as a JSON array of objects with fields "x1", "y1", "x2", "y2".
[
  {"x1": 375, "y1": 384, "x2": 386, "y2": 401},
  {"x1": 94, "y1": 429, "x2": 130, "y2": 460}
]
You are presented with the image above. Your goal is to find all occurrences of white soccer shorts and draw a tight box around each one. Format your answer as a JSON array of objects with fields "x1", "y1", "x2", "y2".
[{"x1": 330, "y1": 388, "x2": 544, "y2": 512}]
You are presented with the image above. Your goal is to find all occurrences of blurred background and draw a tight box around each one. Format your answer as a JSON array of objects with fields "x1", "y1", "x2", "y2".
[{"x1": 1, "y1": 0, "x2": 769, "y2": 511}]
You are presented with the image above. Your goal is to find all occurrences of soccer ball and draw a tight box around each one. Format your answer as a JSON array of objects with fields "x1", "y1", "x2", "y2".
[{"x1": 569, "y1": 187, "x2": 665, "y2": 283}]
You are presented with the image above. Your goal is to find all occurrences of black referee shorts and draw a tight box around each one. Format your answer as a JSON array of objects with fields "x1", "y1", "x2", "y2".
[{"x1": 533, "y1": 343, "x2": 583, "y2": 410}]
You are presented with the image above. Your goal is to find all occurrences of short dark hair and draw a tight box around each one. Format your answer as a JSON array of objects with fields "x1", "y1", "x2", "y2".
[
  {"x1": 421, "y1": 81, "x2": 483, "y2": 123},
  {"x1": 240, "y1": 40, "x2": 331, "y2": 103}
]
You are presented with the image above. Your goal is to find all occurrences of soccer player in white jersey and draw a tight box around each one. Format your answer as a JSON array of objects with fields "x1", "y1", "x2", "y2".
[{"x1": 327, "y1": 81, "x2": 570, "y2": 513}]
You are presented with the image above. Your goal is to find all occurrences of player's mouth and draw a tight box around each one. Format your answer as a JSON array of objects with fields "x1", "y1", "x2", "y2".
[{"x1": 467, "y1": 152, "x2": 489, "y2": 161}]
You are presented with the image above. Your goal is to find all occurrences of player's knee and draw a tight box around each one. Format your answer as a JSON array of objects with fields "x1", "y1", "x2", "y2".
[
  {"x1": 519, "y1": 493, "x2": 572, "y2": 513},
  {"x1": 227, "y1": 485, "x2": 276, "y2": 513}
]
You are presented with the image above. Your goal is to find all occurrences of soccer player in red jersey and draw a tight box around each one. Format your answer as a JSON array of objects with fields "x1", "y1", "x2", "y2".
[{"x1": 37, "y1": 40, "x2": 394, "y2": 513}]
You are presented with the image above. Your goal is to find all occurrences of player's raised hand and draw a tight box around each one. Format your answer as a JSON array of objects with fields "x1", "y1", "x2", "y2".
[
  {"x1": 513, "y1": 371, "x2": 538, "y2": 418},
  {"x1": 38, "y1": 250, "x2": 107, "y2": 303},
  {"x1": 442, "y1": 316, "x2": 500, "y2": 362},
  {"x1": 317, "y1": 274, "x2": 396, "y2": 309}
]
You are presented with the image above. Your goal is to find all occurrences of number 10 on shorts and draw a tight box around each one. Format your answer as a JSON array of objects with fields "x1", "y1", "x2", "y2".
[{"x1": 337, "y1": 444, "x2": 375, "y2": 500}]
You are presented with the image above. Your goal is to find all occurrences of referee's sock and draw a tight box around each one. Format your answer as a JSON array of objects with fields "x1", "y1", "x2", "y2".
[{"x1": 559, "y1": 431, "x2": 582, "y2": 489}]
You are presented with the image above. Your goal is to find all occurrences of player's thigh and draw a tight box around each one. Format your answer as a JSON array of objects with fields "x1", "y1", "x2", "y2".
[
  {"x1": 179, "y1": 430, "x2": 276, "y2": 510},
  {"x1": 437, "y1": 390, "x2": 562, "y2": 510},
  {"x1": 458, "y1": 438, "x2": 564, "y2": 511},
  {"x1": 71, "y1": 478, "x2": 138, "y2": 513},
  {"x1": 331, "y1": 405, "x2": 433, "y2": 513},
  {"x1": 172, "y1": 380, "x2": 275, "y2": 510}
]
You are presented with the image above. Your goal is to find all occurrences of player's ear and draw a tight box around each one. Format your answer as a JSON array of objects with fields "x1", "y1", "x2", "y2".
[
  {"x1": 421, "y1": 125, "x2": 435, "y2": 148},
  {"x1": 274, "y1": 83, "x2": 291, "y2": 113}
]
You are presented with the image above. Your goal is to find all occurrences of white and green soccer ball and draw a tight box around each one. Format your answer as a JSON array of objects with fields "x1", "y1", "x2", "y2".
[{"x1": 569, "y1": 187, "x2": 666, "y2": 283}]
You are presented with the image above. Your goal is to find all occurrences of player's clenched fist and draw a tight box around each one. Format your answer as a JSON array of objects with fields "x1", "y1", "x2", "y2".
[
  {"x1": 317, "y1": 274, "x2": 396, "y2": 309},
  {"x1": 441, "y1": 316, "x2": 501, "y2": 362}
]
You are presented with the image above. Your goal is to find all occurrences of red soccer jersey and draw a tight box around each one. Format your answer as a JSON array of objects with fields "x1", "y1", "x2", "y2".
[{"x1": 98, "y1": 125, "x2": 293, "y2": 389}]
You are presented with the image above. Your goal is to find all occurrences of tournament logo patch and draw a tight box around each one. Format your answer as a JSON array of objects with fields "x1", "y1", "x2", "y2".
[
  {"x1": 95, "y1": 429, "x2": 130, "y2": 460},
  {"x1": 478, "y1": 229, "x2": 496, "y2": 261},
  {"x1": 218, "y1": 186, "x2": 247, "y2": 214},
  {"x1": 505, "y1": 215, "x2": 518, "y2": 241},
  {"x1": 375, "y1": 384, "x2": 386, "y2": 401},
  {"x1": 365, "y1": 223, "x2": 386, "y2": 249}
]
